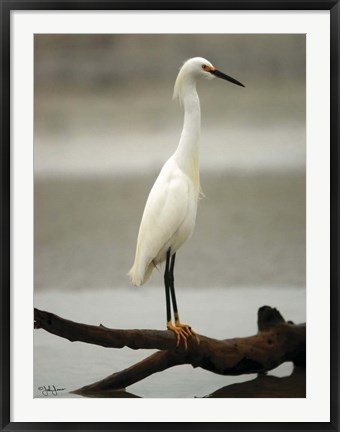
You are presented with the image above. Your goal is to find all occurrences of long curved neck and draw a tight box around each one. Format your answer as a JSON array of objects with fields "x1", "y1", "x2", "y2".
[{"x1": 174, "y1": 78, "x2": 201, "y2": 176}]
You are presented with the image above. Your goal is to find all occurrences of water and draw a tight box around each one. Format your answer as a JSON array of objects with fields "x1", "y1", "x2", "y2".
[{"x1": 34, "y1": 173, "x2": 305, "y2": 291}]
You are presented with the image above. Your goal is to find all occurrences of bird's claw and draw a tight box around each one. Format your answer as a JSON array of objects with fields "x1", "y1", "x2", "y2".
[
  {"x1": 184, "y1": 325, "x2": 200, "y2": 345},
  {"x1": 167, "y1": 322, "x2": 200, "y2": 349},
  {"x1": 167, "y1": 322, "x2": 188, "y2": 349}
]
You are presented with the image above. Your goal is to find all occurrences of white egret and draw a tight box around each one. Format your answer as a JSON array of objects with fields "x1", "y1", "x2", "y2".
[{"x1": 129, "y1": 57, "x2": 244, "y2": 348}]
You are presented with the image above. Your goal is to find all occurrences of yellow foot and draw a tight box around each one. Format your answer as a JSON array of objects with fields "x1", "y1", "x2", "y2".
[
  {"x1": 167, "y1": 321, "x2": 200, "y2": 349},
  {"x1": 176, "y1": 322, "x2": 200, "y2": 346}
]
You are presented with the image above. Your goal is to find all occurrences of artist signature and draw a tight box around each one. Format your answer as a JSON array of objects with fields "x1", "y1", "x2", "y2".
[{"x1": 38, "y1": 385, "x2": 65, "y2": 396}]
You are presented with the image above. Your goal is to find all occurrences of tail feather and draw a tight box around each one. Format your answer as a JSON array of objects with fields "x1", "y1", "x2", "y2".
[{"x1": 128, "y1": 260, "x2": 155, "y2": 286}]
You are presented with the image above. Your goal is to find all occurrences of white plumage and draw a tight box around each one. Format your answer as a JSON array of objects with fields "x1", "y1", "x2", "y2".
[
  {"x1": 128, "y1": 57, "x2": 208, "y2": 286},
  {"x1": 129, "y1": 154, "x2": 199, "y2": 286}
]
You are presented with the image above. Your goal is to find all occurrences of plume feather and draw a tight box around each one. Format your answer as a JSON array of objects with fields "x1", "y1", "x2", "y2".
[{"x1": 172, "y1": 62, "x2": 187, "y2": 105}]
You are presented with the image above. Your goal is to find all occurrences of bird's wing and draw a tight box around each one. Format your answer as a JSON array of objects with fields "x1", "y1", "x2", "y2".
[{"x1": 131, "y1": 159, "x2": 189, "y2": 283}]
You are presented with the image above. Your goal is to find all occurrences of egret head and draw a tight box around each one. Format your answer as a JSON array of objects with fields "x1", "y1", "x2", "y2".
[
  {"x1": 173, "y1": 57, "x2": 244, "y2": 102},
  {"x1": 183, "y1": 57, "x2": 216, "y2": 80}
]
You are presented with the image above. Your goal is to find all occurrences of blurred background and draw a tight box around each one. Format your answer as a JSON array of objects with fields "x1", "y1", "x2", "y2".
[{"x1": 34, "y1": 34, "x2": 306, "y2": 398}]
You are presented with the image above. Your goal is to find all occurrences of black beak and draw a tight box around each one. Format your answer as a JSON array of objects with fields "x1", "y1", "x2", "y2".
[{"x1": 210, "y1": 69, "x2": 245, "y2": 88}]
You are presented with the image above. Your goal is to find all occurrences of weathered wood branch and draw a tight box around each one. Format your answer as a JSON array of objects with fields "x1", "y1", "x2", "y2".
[
  {"x1": 72, "y1": 350, "x2": 185, "y2": 396},
  {"x1": 34, "y1": 308, "x2": 178, "y2": 350},
  {"x1": 205, "y1": 366, "x2": 306, "y2": 398},
  {"x1": 34, "y1": 306, "x2": 305, "y2": 396}
]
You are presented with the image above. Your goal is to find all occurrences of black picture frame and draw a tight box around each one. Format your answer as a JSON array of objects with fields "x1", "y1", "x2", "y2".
[{"x1": 1, "y1": 1, "x2": 338, "y2": 431}]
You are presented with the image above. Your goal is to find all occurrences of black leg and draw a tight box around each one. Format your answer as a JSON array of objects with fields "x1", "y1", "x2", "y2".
[
  {"x1": 165, "y1": 249, "x2": 198, "y2": 348},
  {"x1": 169, "y1": 253, "x2": 179, "y2": 323},
  {"x1": 164, "y1": 249, "x2": 171, "y2": 324}
]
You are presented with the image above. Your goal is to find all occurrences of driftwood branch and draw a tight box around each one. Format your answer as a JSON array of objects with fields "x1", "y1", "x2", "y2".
[
  {"x1": 205, "y1": 366, "x2": 306, "y2": 398},
  {"x1": 34, "y1": 308, "x2": 180, "y2": 350},
  {"x1": 34, "y1": 306, "x2": 305, "y2": 396}
]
